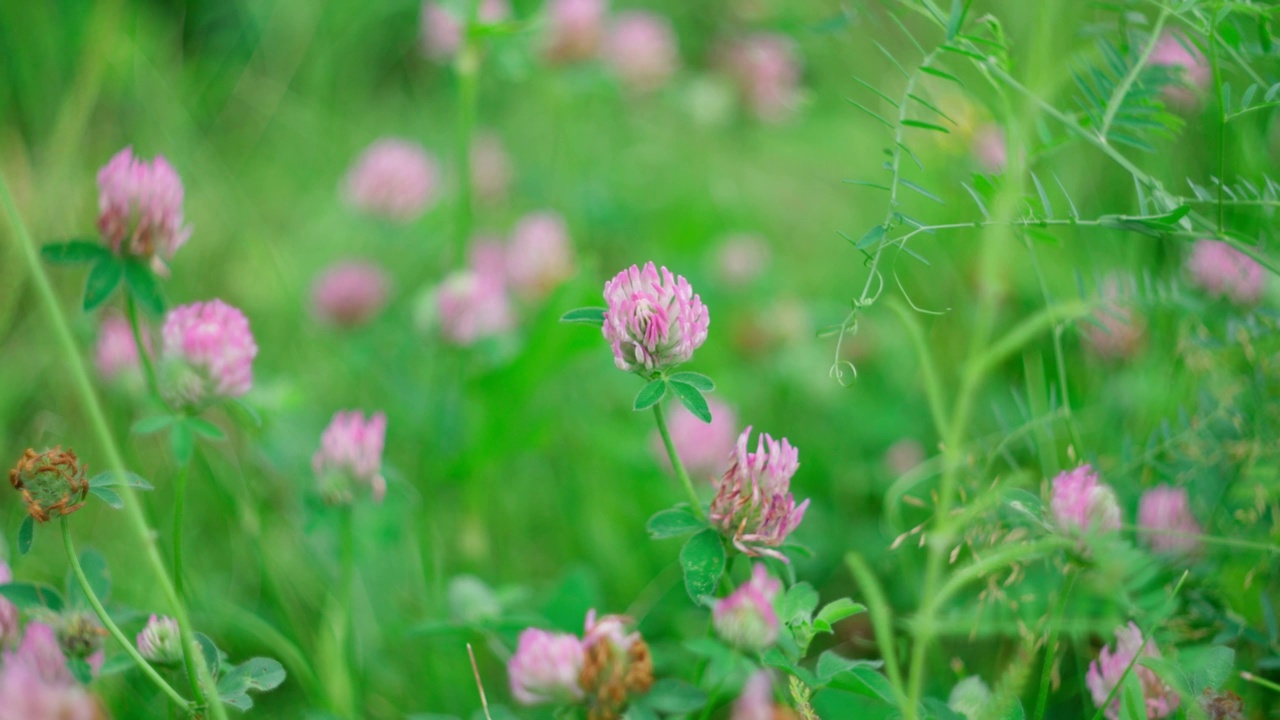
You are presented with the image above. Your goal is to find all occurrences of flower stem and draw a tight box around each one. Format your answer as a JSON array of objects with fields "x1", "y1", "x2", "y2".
[
  {"x1": 124, "y1": 292, "x2": 161, "y2": 401},
  {"x1": 339, "y1": 506, "x2": 359, "y2": 718},
  {"x1": 1, "y1": 170, "x2": 228, "y2": 720},
  {"x1": 171, "y1": 459, "x2": 205, "y2": 707},
  {"x1": 652, "y1": 400, "x2": 704, "y2": 519},
  {"x1": 452, "y1": 0, "x2": 481, "y2": 266},
  {"x1": 62, "y1": 518, "x2": 191, "y2": 710}
]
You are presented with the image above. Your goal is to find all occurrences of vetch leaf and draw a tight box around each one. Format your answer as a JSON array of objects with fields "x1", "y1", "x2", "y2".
[
  {"x1": 679, "y1": 530, "x2": 725, "y2": 604},
  {"x1": 560, "y1": 307, "x2": 607, "y2": 326},
  {"x1": 123, "y1": 260, "x2": 166, "y2": 315},
  {"x1": 41, "y1": 241, "x2": 109, "y2": 265},
  {"x1": 642, "y1": 679, "x2": 706, "y2": 713},
  {"x1": 668, "y1": 372, "x2": 714, "y2": 392},
  {"x1": 901, "y1": 119, "x2": 951, "y2": 134},
  {"x1": 633, "y1": 379, "x2": 667, "y2": 411},
  {"x1": 18, "y1": 516, "x2": 33, "y2": 555},
  {"x1": 83, "y1": 257, "x2": 124, "y2": 311},
  {"x1": 856, "y1": 224, "x2": 887, "y2": 249},
  {"x1": 671, "y1": 382, "x2": 711, "y2": 423},
  {"x1": 646, "y1": 508, "x2": 706, "y2": 539}
]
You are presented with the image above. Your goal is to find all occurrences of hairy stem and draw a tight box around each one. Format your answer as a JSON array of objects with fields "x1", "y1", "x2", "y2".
[
  {"x1": 62, "y1": 519, "x2": 191, "y2": 710},
  {"x1": 1, "y1": 171, "x2": 227, "y2": 720},
  {"x1": 652, "y1": 401, "x2": 705, "y2": 519}
]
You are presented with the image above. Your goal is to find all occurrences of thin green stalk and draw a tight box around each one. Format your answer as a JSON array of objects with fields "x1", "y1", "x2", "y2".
[
  {"x1": 171, "y1": 460, "x2": 204, "y2": 705},
  {"x1": 62, "y1": 519, "x2": 191, "y2": 710},
  {"x1": 1241, "y1": 671, "x2": 1280, "y2": 694},
  {"x1": 125, "y1": 293, "x2": 161, "y2": 401},
  {"x1": 845, "y1": 552, "x2": 906, "y2": 704},
  {"x1": 652, "y1": 401, "x2": 705, "y2": 519},
  {"x1": 1033, "y1": 571, "x2": 1077, "y2": 720},
  {"x1": 1098, "y1": 9, "x2": 1170, "y2": 140},
  {"x1": 1, "y1": 171, "x2": 228, "y2": 720},
  {"x1": 452, "y1": 0, "x2": 481, "y2": 266},
  {"x1": 340, "y1": 507, "x2": 360, "y2": 718}
]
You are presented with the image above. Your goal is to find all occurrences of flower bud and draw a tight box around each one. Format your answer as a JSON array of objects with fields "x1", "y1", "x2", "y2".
[
  {"x1": 8, "y1": 448, "x2": 90, "y2": 523},
  {"x1": 55, "y1": 612, "x2": 105, "y2": 669},
  {"x1": 136, "y1": 615, "x2": 183, "y2": 664},
  {"x1": 1049, "y1": 465, "x2": 1120, "y2": 535},
  {"x1": 313, "y1": 411, "x2": 388, "y2": 505},
  {"x1": 508, "y1": 628, "x2": 585, "y2": 705},
  {"x1": 947, "y1": 676, "x2": 993, "y2": 719},
  {"x1": 602, "y1": 262, "x2": 709, "y2": 375},
  {"x1": 713, "y1": 564, "x2": 780, "y2": 652}
]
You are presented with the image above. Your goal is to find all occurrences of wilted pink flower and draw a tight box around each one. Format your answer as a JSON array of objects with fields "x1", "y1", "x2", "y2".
[
  {"x1": 1138, "y1": 485, "x2": 1202, "y2": 556},
  {"x1": 508, "y1": 629, "x2": 585, "y2": 705},
  {"x1": 580, "y1": 610, "x2": 654, "y2": 717},
  {"x1": 136, "y1": 615, "x2": 182, "y2": 664},
  {"x1": 605, "y1": 12, "x2": 679, "y2": 93},
  {"x1": 95, "y1": 314, "x2": 149, "y2": 382},
  {"x1": 972, "y1": 124, "x2": 1007, "y2": 173},
  {"x1": 0, "y1": 624, "x2": 99, "y2": 720},
  {"x1": 602, "y1": 262, "x2": 709, "y2": 374},
  {"x1": 161, "y1": 300, "x2": 257, "y2": 405},
  {"x1": 714, "y1": 233, "x2": 770, "y2": 288},
  {"x1": 732, "y1": 670, "x2": 775, "y2": 720},
  {"x1": 1187, "y1": 240, "x2": 1265, "y2": 305},
  {"x1": 343, "y1": 140, "x2": 439, "y2": 222},
  {"x1": 471, "y1": 133, "x2": 513, "y2": 203},
  {"x1": 1149, "y1": 32, "x2": 1210, "y2": 108},
  {"x1": 313, "y1": 410, "x2": 388, "y2": 504},
  {"x1": 420, "y1": 0, "x2": 511, "y2": 61},
  {"x1": 650, "y1": 397, "x2": 738, "y2": 479},
  {"x1": 883, "y1": 439, "x2": 925, "y2": 476},
  {"x1": 1086, "y1": 622, "x2": 1179, "y2": 720},
  {"x1": 710, "y1": 427, "x2": 808, "y2": 561},
  {"x1": 1083, "y1": 277, "x2": 1145, "y2": 360},
  {"x1": 507, "y1": 211, "x2": 574, "y2": 299},
  {"x1": 0, "y1": 562, "x2": 18, "y2": 648},
  {"x1": 1049, "y1": 465, "x2": 1121, "y2": 535},
  {"x1": 544, "y1": 0, "x2": 607, "y2": 63},
  {"x1": 311, "y1": 261, "x2": 390, "y2": 328},
  {"x1": 713, "y1": 564, "x2": 781, "y2": 651},
  {"x1": 721, "y1": 34, "x2": 801, "y2": 122},
  {"x1": 96, "y1": 147, "x2": 190, "y2": 274}
]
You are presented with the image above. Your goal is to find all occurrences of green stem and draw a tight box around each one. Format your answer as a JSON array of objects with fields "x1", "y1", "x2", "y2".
[
  {"x1": 652, "y1": 401, "x2": 705, "y2": 519},
  {"x1": 1, "y1": 170, "x2": 228, "y2": 720},
  {"x1": 845, "y1": 552, "x2": 906, "y2": 704},
  {"x1": 171, "y1": 460, "x2": 204, "y2": 706},
  {"x1": 452, "y1": 0, "x2": 480, "y2": 266},
  {"x1": 339, "y1": 507, "x2": 359, "y2": 718},
  {"x1": 62, "y1": 519, "x2": 191, "y2": 710},
  {"x1": 1033, "y1": 571, "x2": 1077, "y2": 720},
  {"x1": 124, "y1": 293, "x2": 161, "y2": 401}
]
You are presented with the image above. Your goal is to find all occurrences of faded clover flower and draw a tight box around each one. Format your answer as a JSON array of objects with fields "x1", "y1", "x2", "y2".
[
  {"x1": 709, "y1": 427, "x2": 808, "y2": 561},
  {"x1": 8, "y1": 448, "x2": 89, "y2": 523},
  {"x1": 506, "y1": 211, "x2": 575, "y2": 300},
  {"x1": 1086, "y1": 622, "x2": 1179, "y2": 720},
  {"x1": 579, "y1": 610, "x2": 654, "y2": 720}
]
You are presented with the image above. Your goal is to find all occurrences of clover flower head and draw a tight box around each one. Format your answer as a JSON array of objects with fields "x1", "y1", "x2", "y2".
[
  {"x1": 313, "y1": 410, "x2": 388, "y2": 504},
  {"x1": 343, "y1": 139, "x2": 440, "y2": 222},
  {"x1": 161, "y1": 299, "x2": 257, "y2": 405},
  {"x1": 602, "y1": 262, "x2": 709, "y2": 374},
  {"x1": 508, "y1": 629, "x2": 585, "y2": 705},
  {"x1": 1138, "y1": 485, "x2": 1202, "y2": 556},
  {"x1": 96, "y1": 147, "x2": 190, "y2": 272},
  {"x1": 710, "y1": 427, "x2": 807, "y2": 561},
  {"x1": 1086, "y1": 622, "x2": 1179, "y2": 720}
]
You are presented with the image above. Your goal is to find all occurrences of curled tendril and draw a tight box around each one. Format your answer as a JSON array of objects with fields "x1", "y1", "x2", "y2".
[
  {"x1": 828, "y1": 309, "x2": 860, "y2": 387},
  {"x1": 894, "y1": 270, "x2": 950, "y2": 316}
]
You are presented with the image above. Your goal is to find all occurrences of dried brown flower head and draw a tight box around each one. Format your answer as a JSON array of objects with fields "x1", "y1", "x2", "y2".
[{"x1": 9, "y1": 447, "x2": 89, "y2": 523}]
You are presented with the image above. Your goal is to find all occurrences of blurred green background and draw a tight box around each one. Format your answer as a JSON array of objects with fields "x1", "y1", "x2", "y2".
[{"x1": 2, "y1": 0, "x2": 1279, "y2": 717}]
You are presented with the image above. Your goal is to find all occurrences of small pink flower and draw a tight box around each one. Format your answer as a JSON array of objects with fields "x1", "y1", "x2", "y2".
[
  {"x1": 1049, "y1": 465, "x2": 1121, "y2": 535},
  {"x1": 343, "y1": 139, "x2": 440, "y2": 222},
  {"x1": 713, "y1": 564, "x2": 781, "y2": 651},
  {"x1": 161, "y1": 300, "x2": 258, "y2": 405},
  {"x1": 506, "y1": 211, "x2": 574, "y2": 299},
  {"x1": 649, "y1": 397, "x2": 739, "y2": 480},
  {"x1": 5, "y1": 623, "x2": 73, "y2": 686},
  {"x1": 95, "y1": 314, "x2": 149, "y2": 382},
  {"x1": 972, "y1": 124, "x2": 1007, "y2": 173},
  {"x1": 544, "y1": 0, "x2": 608, "y2": 63},
  {"x1": 1186, "y1": 240, "x2": 1265, "y2": 305},
  {"x1": 0, "y1": 623, "x2": 99, "y2": 720},
  {"x1": 713, "y1": 233, "x2": 770, "y2": 288},
  {"x1": 720, "y1": 34, "x2": 801, "y2": 122},
  {"x1": 602, "y1": 262, "x2": 709, "y2": 374},
  {"x1": 1149, "y1": 32, "x2": 1210, "y2": 109},
  {"x1": 731, "y1": 670, "x2": 775, "y2": 720},
  {"x1": 508, "y1": 628, "x2": 585, "y2": 705},
  {"x1": 311, "y1": 261, "x2": 391, "y2": 328},
  {"x1": 136, "y1": 615, "x2": 182, "y2": 664},
  {"x1": 420, "y1": 0, "x2": 511, "y2": 61},
  {"x1": 435, "y1": 268, "x2": 515, "y2": 345},
  {"x1": 1138, "y1": 485, "x2": 1202, "y2": 556},
  {"x1": 0, "y1": 562, "x2": 18, "y2": 648},
  {"x1": 96, "y1": 147, "x2": 191, "y2": 273},
  {"x1": 313, "y1": 410, "x2": 388, "y2": 504},
  {"x1": 604, "y1": 12, "x2": 679, "y2": 93},
  {"x1": 583, "y1": 609, "x2": 641, "y2": 653},
  {"x1": 883, "y1": 439, "x2": 925, "y2": 476},
  {"x1": 1086, "y1": 622, "x2": 1179, "y2": 720},
  {"x1": 472, "y1": 132, "x2": 513, "y2": 203},
  {"x1": 710, "y1": 427, "x2": 808, "y2": 561},
  {"x1": 1083, "y1": 277, "x2": 1145, "y2": 360}
]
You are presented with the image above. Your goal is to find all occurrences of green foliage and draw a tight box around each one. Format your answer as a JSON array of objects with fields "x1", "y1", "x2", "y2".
[
  {"x1": 678, "y1": 530, "x2": 725, "y2": 604},
  {"x1": 646, "y1": 507, "x2": 705, "y2": 539}
]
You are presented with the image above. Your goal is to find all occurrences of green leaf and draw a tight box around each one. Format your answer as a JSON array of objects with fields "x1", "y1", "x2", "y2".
[
  {"x1": 89, "y1": 470, "x2": 154, "y2": 490},
  {"x1": 760, "y1": 647, "x2": 820, "y2": 687},
  {"x1": 196, "y1": 633, "x2": 222, "y2": 677},
  {"x1": 856, "y1": 224, "x2": 887, "y2": 249},
  {"x1": 131, "y1": 415, "x2": 176, "y2": 435},
  {"x1": 227, "y1": 399, "x2": 262, "y2": 429},
  {"x1": 89, "y1": 486, "x2": 124, "y2": 509},
  {"x1": 560, "y1": 307, "x2": 607, "y2": 326},
  {"x1": 670, "y1": 382, "x2": 711, "y2": 423},
  {"x1": 170, "y1": 422, "x2": 195, "y2": 466},
  {"x1": 68, "y1": 657, "x2": 93, "y2": 685},
  {"x1": 0, "y1": 582, "x2": 65, "y2": 612},
  {"x1": 827, "y1": 666, "x2": 897, "y2": 704},
  {"x1": 66, "y1": 549, "x2": 111, "y2": 608},
  {"x1": 642, "y1": 679, "x2": 706, "y2": 713},
  {"x1": 919, "y1": 66, "x2": 963, "y2": 86},
  {"x1": 41, "y1": 241, "x2": 109, "y2": 265},
  {"x1": 780, "y1": 582, "x2": 820, "y2": 625},
  {"x1": 187, "y1": 417, "x2": 226, "y2": 440},
  {"x1": 624, "y1": 706, "x2": 660, "y2": 720},
  {"x1": 123, "y1": 260, "x2": 166, "y2": 315},
  {"x1": 679, "y1": 530, "x2": 725, "y2": 604},
  {"x1": 816, "y1": 650, "x2": 880, "y2": 682},
  {"x1": 646, "y1": 508, "x2": 706, "y2": 539},
  {"x1": 18, "y1": 516, "x2": 33, "y2": 555},
  {"x1": 668, "y1": 372, "x2": 714, "y2": 392},
  {"x1": 83, "y1": 257, "x2": 124, "y2": 311},
  {"x1": 233, "y1": 657, "x2": 287, "y2": 691},
  {"x1": 633, "y1": 379, "x2": 667, "y2": 411},
  {"x1": 815, "y1": 598, "x2": 867, "y2": 628},
  {"x1": 1137, "y1": 656, "x2": 1192, "y2": 698},
  {"x1": 1118, "y1": 670, "x2": 1145, "y2": 720},
  {"x1": 1183, "y1": 645, "x2": 1235, "y2": 694},
  {"x1": 902, "y1": 119, "x2": 951, "y2": 134}
]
